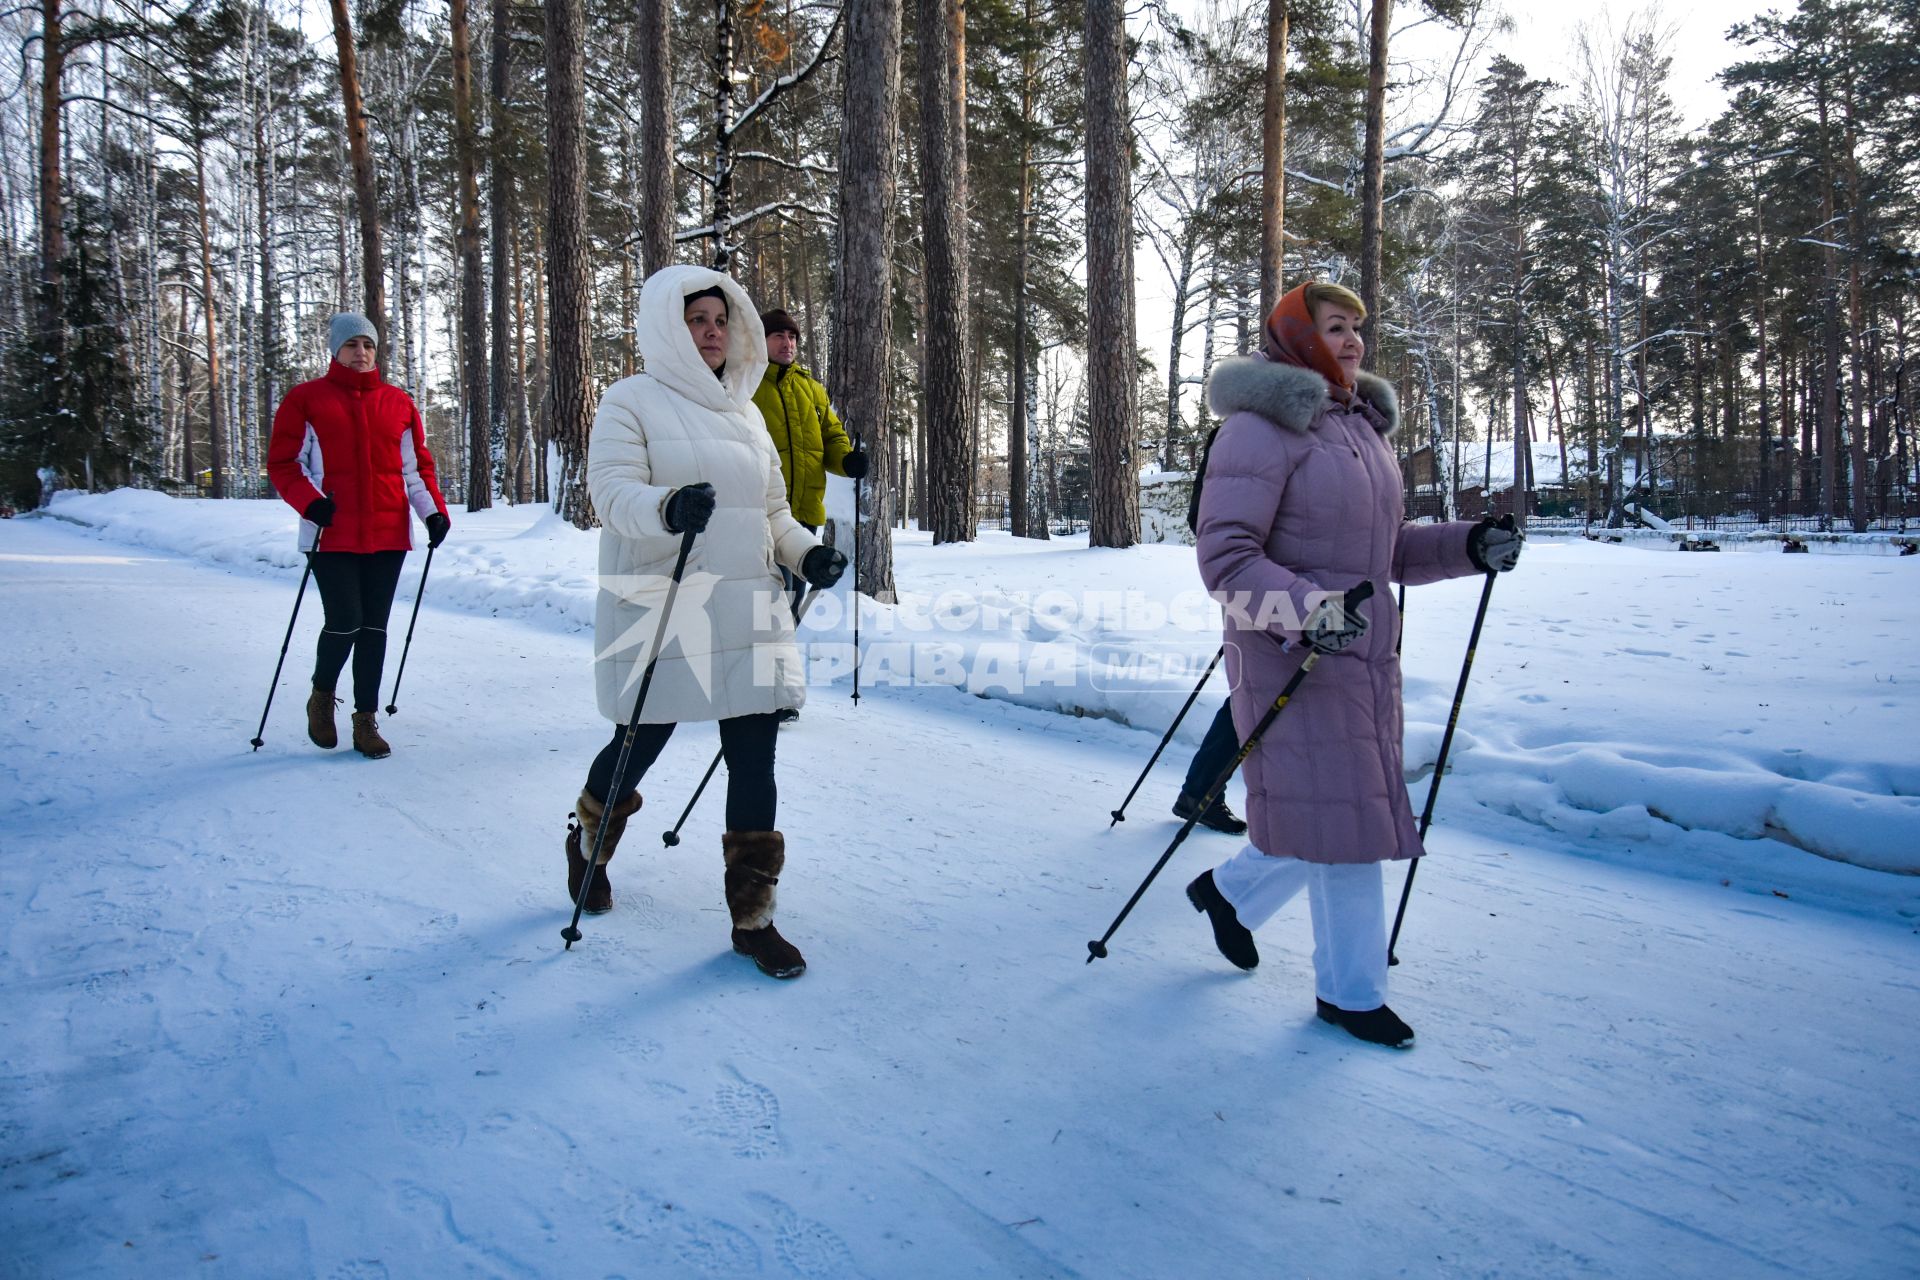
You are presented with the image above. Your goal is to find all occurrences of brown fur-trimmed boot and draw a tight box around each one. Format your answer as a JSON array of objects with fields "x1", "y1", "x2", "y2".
[
  {"x1": 306, "y1": 687, "x2": 340, "y2": 749},
  {"x1": 566, "y1": 788, "x2": 642, "y2": 914},
  {"x1": 350, "y1": 711, "x2": 391, "y2": 759},
  {"x1": 723, "y1": 831, "x2": 805, "y2": 979}
]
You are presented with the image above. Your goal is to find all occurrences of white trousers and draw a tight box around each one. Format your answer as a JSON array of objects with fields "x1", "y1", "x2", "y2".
[{"x1": 1211, "y1": 844, "x2": 1389, "y2": 1011}]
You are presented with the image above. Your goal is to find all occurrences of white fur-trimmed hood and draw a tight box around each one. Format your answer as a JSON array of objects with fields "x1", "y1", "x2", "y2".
[{"x1": 1205, "y1": 354, "x2": 1399, "y2": 435}]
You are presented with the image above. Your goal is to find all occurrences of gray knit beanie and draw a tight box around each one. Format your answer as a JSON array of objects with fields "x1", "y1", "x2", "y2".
[{"x1": 329, "y1": 312, "x2": 378, "y2": 358}]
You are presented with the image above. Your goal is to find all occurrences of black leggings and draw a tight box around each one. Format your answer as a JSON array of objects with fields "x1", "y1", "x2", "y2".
[
  {"x1": 586, "y1": 712, "x2": 782, "y2": 833},
  {"x1": 309, "y1": 550, "x2": 407, "y2": 713}
]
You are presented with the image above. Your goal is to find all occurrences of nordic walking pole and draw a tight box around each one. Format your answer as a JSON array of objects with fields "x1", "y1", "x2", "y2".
[
  {"x1": 662, "y1": 585, "x2": 822, "y2": 847},
  {"x1": 1108, "y1": 645, "x2": 1225, "y2": 826},
  {"x1": 852, "y1": 467, "x2": 862, "y2": 705},
  {"x1": 383, "y1": 544, "x2": 435, "y2": 715},
  {"x1": 564, "y1": 525, "x2": 699, "y2": 948},
  {"x1": 1088, "y1": 582, "x2": 1373, "y2": 963},
  {"x1": 250, "y1": 523, "x2": 324, "y2": 750},
  {"x1": 1387, "y1": 565, "x2": 1498, "y2": 966}
]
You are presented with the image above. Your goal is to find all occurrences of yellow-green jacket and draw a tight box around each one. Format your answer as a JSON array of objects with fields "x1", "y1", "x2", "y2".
[{"x1": 752, "y1": 362, "x2": 853, "y2": 527}]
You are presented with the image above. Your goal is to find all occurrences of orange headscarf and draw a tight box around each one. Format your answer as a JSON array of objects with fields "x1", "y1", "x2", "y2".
[{"x1": 1261, "y1": 282, "x2": 1355, "y2": 406}]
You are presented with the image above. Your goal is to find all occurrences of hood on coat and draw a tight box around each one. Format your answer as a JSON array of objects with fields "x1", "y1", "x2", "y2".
[
  {"x1": 1205, "y1": 353, "x2": 1399, "y2": 436},
  {"x1": 636, "y1": 264, "x2": 768, "y2": 414}
]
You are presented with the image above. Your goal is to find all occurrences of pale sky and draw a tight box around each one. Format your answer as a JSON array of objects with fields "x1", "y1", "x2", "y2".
[{"x1": 1132, "y1": 0, "x2": 1773, "y2": 444}]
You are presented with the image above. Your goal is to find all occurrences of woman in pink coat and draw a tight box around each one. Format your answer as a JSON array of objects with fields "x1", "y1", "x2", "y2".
[{"x1": 1187, "y1": 281, "x2": 1524, "y2": 1048}]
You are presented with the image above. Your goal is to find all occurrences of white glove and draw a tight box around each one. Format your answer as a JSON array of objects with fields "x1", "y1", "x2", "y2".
[
  {"x1": 1469, "y1": 517, "x2": 1524, "y2": 573},
  {"x1": 1303, "y1": 596, "x2": 1368, "y2": 654}
]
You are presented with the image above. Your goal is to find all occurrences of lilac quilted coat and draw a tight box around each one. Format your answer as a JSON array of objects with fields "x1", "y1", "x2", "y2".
[{"x1": 1195, "y1": 355, "x2": 1482, "y2": 864}]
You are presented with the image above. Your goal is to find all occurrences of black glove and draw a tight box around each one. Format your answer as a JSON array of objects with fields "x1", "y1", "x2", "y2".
[
  {"x1": 663, "y1": 482, "x2": 717, "y2": 534},
  {"x1": 1302, "y1": 595, "x2": 1368, "y2": 655},
  {"x1": 801, "y1": 545, "x2": 848, "y2": 589},
  {"x1": 840, "y1": 449, "x2": 870, "y2": 480},
  {"x1": 304, "y1": 496, "x2": 336, "y2": 528},
  {"x1": 424, "y1": 511, "x2": 451, "y2": 548},
  {"x1": 1468, "y1": 514, "x2": 1525, "y2": 573}
]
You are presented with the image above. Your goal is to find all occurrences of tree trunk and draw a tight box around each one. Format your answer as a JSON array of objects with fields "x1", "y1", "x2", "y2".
[
  {"x1": 1841, "y1": 65, "x2": 1869, "y2": 530},
  {"x1": 1815, "y1": 82, "x2": 1839, "y2": 528},
  {"x1": 1010, "y1": 5, "x2": 1034, "y2": 540},
  {"x1": 1084, "y1": 0, "x2": 1138, "y2": 547},
  {"x1": 1357, "y1": 0, "x2": 1389, "y2": 367},
  {"x1": 37, "y1": 0, "x2": 65, "y2": 396},
  {"x1": 918, "y1": 0, "x2": 974, "y2": 543},
  {"x1": 1259, "y1": 1, "x2": 1289, "y2": 317},
  {"x1": 489, "y1": 0, "x2": 515, "y2": 501},
  {"x1": 545, "y1": 0, "x2": 594, "y2": 525},
  {"x1": 831, "y1": 0, "x2": 902, "y2": 593},
  {"x1": 191, "y1": 140, "x2": 226, "y2": 498},
  {"x1": 328, "y1": 0, "x2": 386, "y2": 353},
  {"x1": 451, "y1": 0, "x2": 491, "y2": 509},
  {"x1": 636, "y1": 0, "x2": 675, "y2": 276},
  {"x1": 711, "y1": 0, "x2": 737, "y2": 270}
]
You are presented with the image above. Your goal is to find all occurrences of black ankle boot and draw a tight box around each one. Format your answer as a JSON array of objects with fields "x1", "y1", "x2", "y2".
[
  {"x1": 1173, "y1": 791, "x2": 1248, "y2": 835},
  {"x1": 1186, "y1": 869, "x2": 1258, "y2": 970},
  {"x1": 1316, "y1": 1000, "x2": 1414, "y2": 1048}
]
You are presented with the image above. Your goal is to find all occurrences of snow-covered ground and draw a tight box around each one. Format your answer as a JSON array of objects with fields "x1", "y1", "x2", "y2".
[{"x1": 2, "y1": 492, "x2": 1916, "y2": 1278}]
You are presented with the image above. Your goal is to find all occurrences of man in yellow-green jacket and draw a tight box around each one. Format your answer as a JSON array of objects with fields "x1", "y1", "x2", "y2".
[{"x1": 752, "y1": 310, "x2": 867, "y2": 531}]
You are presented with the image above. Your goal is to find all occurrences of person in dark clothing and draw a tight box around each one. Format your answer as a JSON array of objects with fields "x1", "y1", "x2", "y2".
[
  {"x1": 1173, "y1": 701, "x2": 1249, "y2": 834},
  {"x1": 267, "y1": 313, "x2": 450, "y2": 758}
]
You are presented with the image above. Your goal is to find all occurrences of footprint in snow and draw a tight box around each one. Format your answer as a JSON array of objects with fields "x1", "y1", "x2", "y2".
[
  {"x1": 748, "y1": 1193, "x2": 865, "y2": 1279},
  {"x1": 395, "y1": 1106, "x2": 467, "y2": 1149},
  {"x1": 689, "y1": 1072, "x2": 783, "y2": 1160},
  {"x1": 327, "y1": 1262, "x2": 390, "y2": 1280},
  {"x1": 614, "y1": 1193, "x2": 765, "y2": 1275}
]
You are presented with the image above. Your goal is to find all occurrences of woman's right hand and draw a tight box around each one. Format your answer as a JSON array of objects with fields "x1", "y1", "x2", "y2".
[
  {"x1": 1302, "y1": 595, "x2": 1368, "y2": 654},
  {"x1": 662, "y1": 483, "x2": 717, "y2": 534},
  {"x1": 304, "y1": 496, "x2": 336, "y2": 528}
]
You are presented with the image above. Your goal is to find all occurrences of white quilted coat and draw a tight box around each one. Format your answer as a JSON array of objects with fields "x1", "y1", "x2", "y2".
[{"x1": 588, "y1": 265, "x2": 819, "y2": 724}]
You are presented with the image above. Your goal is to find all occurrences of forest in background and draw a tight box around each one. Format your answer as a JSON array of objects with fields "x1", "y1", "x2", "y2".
[{"x1": 1, "y1": 0, "x2": 1915, "y2": 596}]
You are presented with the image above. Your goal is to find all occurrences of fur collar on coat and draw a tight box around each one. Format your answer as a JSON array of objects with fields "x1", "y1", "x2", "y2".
[{"x1": 1205, "y1": 354, "x2": 1400, "y2": 436}]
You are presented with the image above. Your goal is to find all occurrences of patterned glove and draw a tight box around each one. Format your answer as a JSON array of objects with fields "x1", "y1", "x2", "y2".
[
  {"x1": 1468, "y1": 514, "x2": 1525, "y2": 573},
  {"x1": 1302, "y1": 596, "x2": 1368, "y2": 655}
]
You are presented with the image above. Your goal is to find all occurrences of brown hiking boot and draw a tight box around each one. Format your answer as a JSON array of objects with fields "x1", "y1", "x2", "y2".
[
  {"x1": 306, "y1": 687, "x2": 340, "y2": 749},
  {"x1": 566, "y1": 788, "x2": 642, "y2": 914},
  {"x1": 723, "y1": 831, "x2": 805, "y2": 979},
  {"x1": 350, "y1": 711, "x2": 391, "y2": 759}
]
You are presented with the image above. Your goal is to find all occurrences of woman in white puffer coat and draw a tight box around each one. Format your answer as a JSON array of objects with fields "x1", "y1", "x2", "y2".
[{"x1": 565, "y1": 264, "x2": 846, "y2": 979}]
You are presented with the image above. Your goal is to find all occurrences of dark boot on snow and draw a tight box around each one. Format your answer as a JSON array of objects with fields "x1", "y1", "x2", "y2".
[
  {"x1": 1316, "y1": 999, "x2": 1415, "y2": 1049},
  {"x1": 1173, "y1": 790, "x2": 1248, "y2": 835},
  {"x1": 306, "y1": 687, "x2": 340, "y2": 749},
  {"x1": 1186, "y1": 868, "x2": 1259, "y2": 970},
  {"x1": 351, "y1": 711, "x2": 391, "y2": 759},
  {"x1": 566, "y1": 788, "x2": 642, "y2": 914},
  {"x1": 723, "y1": 831, "x2": 805, "y2": 979}
]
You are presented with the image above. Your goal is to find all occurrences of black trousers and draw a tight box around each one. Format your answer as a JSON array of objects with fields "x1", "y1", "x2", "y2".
[
  {"x1": 309, "y1": 550, "x2": 407, "y2": 713},
  {"x1": 780, "y1": 520, "x2": 819, "y2": 619},
  {"x1": 586, "y1": 712, "x2": 782, "y2": 833},
  {"x1": 1183, "y1": 701, "x2": 1241, "y2": 798}
]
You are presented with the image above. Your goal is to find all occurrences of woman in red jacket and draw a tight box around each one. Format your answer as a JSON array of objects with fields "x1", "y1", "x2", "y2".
[{"x1": 267, "y1": 314, "x2": 451, "y2": 758}]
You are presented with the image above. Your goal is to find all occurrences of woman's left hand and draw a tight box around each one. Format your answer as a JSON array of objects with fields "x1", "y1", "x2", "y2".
[
  {"x1": 1468, "y1": 515, "x2": 1524, "y2": 573},
  {"x1": 801, "y1": 545, "x2": 848, "y2": 589}
]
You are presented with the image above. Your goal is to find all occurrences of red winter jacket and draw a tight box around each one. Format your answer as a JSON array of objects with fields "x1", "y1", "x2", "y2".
[{"x1": 268, "y1": 361, "x2": 448, "y2": 553}]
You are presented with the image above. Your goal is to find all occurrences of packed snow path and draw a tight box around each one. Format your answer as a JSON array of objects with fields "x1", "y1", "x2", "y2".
[{"x1": 1, "y1": 515, "x2": 1915, "y2": 1278}]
